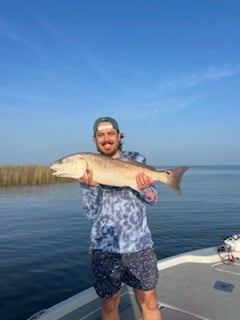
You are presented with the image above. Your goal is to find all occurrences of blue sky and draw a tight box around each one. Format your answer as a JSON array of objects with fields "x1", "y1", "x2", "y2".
[{"x1": 1, "y1": 0, "x2": 240, "y2": 165}]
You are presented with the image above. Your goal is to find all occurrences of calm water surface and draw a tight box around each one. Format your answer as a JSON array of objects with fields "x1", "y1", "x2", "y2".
[{"x1": 0, "y1": 166, "x2": 240, "y2": 320}]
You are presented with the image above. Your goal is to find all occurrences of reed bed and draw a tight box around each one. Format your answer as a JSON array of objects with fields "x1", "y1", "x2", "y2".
[{"x1": 0, "y1": 165, "x2": 72, "y2": 187}]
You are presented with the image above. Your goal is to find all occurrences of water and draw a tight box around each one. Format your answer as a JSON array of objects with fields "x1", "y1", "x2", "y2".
[{"x1": 0, "y1": 166, "x2": 240, "y2": 320}]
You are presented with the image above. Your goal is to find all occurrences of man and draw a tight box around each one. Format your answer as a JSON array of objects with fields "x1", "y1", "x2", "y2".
[{"x1": 79, "y1": 116, "x2": 162, "y2": 320}]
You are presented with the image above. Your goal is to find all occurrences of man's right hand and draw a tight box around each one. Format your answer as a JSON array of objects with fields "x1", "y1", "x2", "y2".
[{"x1": 78, "y1": 169, "x2": 99, "y2": 187}]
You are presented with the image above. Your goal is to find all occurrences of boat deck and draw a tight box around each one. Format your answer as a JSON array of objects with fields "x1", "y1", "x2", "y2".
[
  {"x1": 27, "y1": 247, "x2": 240, "y2": 320},
  {"x1": 157, "y1": 253, "x2": 240, "y2": 320}
]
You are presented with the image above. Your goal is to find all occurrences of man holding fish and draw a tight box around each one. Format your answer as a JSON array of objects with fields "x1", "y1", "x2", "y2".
[
  {"x1": 51, "y1": 117, "x2": 187, "y2": 319},
  {"x1": 79, "y1": 116, "x2": 162, "y2": 320}
]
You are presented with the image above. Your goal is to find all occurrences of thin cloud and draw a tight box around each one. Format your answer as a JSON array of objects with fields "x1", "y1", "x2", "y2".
[
  {"x1": 1, "y1": 30, "x2": 44, "y2": 56},
  {"x1": 34, "y1": 16, "x2": 107, "y2": 78},
  {"x1": 36, "y1": 15, "x2": 64, "y2": 41},
  {"x1": 137, "y1": 94, "x2": 205, "y2": 122},
  {"x1": 0, "y1": 86, "x2": 48, "y2": 103},
  {"x1": 159, "y1": 64, "x2": 240, "y2": 91},
  {"x1": 1, "y1": 27, "x2": 73, "y2": 72},
  {"x1": 120, "y1": 93, "x2": 206, "y2": 128}
]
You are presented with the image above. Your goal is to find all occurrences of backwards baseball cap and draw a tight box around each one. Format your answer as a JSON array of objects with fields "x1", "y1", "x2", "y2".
[{"x1": 93, "y1": 116, "x2": 119, "y2": 135}]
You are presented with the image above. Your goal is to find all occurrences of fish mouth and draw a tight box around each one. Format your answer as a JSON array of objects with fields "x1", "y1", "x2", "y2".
[{"x1": 50, "y1": 168, "x2": 58, "y2": 175}]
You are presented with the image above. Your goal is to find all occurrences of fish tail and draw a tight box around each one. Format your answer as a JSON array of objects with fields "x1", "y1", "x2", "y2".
[{"x1": 158, "y1": 166, "x2": 189, "y2": 194}]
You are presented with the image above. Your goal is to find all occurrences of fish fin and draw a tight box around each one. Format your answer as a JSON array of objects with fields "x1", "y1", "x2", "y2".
[
  {"x1": 163, "y1": 166, "x2": 189, "y2": 194},
  {"x1": 75, "y1": 158, "x2": 88, "y2": 178}
]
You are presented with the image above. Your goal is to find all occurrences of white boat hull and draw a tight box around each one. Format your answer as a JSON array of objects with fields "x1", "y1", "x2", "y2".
[{"x1": 27, "y1": 245, "x2": 240, "y2": 320}]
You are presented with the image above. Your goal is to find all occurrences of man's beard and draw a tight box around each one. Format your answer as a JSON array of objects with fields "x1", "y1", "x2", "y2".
[{"x1": 96, "y1": 143, "x2": 119, "y2": 157}]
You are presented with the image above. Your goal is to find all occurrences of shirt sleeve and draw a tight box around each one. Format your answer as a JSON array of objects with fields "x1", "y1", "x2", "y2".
[
  {"x1": 80, "y1": 183, "x2": 103, "y2": 220},
  {"x1": 124, "y1": 151, "x2": 158, "y2": 204},
  {"x1": 139, "y1": 185, "x2": 158, "y2": 204}
]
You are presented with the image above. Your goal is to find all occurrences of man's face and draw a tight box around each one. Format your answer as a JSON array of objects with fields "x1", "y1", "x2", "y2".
[{"x1": 93, "y1": 121, "x2": 121, "y2": 157}]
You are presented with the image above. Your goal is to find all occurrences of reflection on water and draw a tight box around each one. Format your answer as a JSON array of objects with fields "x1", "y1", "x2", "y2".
[
  {"x1": 0, "y1": 166, "x2": 240, "y2": 320},
  {"x1": 0, "y1": 182, "x2": 78, "y2": 199}
]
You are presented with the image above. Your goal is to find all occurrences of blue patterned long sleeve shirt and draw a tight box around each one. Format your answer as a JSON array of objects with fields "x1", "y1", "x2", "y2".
[{"x1": 80, "y1": 151, "x2": 158, "y2": 254}]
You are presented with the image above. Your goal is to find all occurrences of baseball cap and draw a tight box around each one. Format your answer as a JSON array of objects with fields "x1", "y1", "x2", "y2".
[{"x1": 93, "y1": 116, "x2": 119, "y2": 135}]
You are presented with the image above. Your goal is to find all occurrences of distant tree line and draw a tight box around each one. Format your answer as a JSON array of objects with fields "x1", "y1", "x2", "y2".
[{"x1": 0, "y1": 165, "x2": 72, "y2": 187}]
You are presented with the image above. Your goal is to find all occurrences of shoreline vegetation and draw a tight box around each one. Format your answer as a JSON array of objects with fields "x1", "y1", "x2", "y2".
[{"x1": 0, "y1": 165, "x2": 72, "y2": 187}]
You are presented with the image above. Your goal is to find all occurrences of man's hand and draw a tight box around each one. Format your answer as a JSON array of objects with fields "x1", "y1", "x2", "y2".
[
  {"x1": 136, "y1": 172, "x2": 154, "y2": 190},
  {"x1": 77, "y1": 169, "x2": 99, "y2": 187}
]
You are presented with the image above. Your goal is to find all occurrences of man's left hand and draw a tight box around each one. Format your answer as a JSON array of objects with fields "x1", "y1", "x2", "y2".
[{"x1": 136, "y1": 172, "x2": 154, "y2": 190}]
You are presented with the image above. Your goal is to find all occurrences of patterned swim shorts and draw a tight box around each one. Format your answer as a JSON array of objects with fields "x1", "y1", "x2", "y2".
[{"x1": 89, "y1": 247, "x2": 159, "y2": 299}]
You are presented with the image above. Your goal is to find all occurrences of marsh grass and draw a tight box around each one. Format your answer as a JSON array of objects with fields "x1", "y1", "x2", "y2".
[{"x1": 0, "y1": 165, "x2": 72, "y2": 187}]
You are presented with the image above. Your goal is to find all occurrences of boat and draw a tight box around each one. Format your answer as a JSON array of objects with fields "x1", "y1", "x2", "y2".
[{"x1": 27, "y1": 235, "x2": 240, "y2": 320}]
